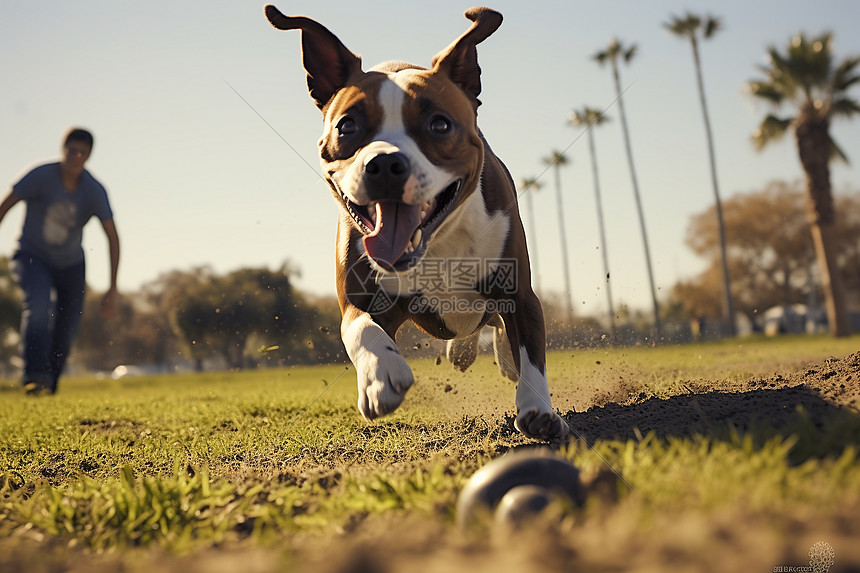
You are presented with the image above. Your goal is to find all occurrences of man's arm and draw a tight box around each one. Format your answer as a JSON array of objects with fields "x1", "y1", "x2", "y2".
[
  {"x1": 99, "y1": 218, "x2": 120, "y2": 317},
  {"x1": 0, "y1": 190, "x2": 22, "y2": 227}
]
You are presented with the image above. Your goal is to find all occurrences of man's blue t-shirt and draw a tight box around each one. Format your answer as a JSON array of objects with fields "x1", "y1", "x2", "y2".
[{"x1": 12, "y1": 162, "x2": 113, "y2": 269}]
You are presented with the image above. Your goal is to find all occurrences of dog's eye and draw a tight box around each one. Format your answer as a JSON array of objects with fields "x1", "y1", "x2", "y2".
[
  {"x1": 428, "y1": 115, "x2": 452, "y2": 135},
  {"x1": 337, "y1": 117, "x2": 358, "y2": 136}
]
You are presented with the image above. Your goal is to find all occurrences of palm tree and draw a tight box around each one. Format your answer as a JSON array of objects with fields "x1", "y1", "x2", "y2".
[
  {"x1": 593, "y1": 38, "x2": 662, "y2": 342},
  {"x1": 747, "y1": 32, "x2": 859, "y2": 337},
  {"x1": 569, "y1": 107, "x2": 616, "y2": 338},
  {"x1": 665, "y1": 12, "x2": 736, "y2": 337},
  {"x1": 543, "y1": 151, "x2": 574, "y2": 316},
  {"x1": 518, "y1": 177, "x2": 544, "y2": 296}
]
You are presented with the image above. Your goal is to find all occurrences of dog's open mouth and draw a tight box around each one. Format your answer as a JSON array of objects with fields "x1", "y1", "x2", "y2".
[{"x1": 336, "y1": 180, "x2": 463, "y2": 272}]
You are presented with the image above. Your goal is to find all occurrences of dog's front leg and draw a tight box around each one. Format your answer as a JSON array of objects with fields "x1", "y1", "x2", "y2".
[{"x1": 341, "y1": 306, "x2": 414, "y2": 420}]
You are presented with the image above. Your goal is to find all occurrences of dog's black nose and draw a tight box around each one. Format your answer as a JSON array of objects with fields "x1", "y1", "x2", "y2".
[{"x1": 364, "y1": 152, "x2": 411, "y2": 199}]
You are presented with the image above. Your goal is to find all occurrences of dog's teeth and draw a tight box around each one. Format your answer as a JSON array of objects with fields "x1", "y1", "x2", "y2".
[
  {"x1": 420, "y1": 210, "x2": 427, "y2": 220},
  {"x1": 405, "y1": 244, "x2": 414, "y2": 254},
  {"x1": 411, "y1": 228, "x2": 422, "y2": 248}
]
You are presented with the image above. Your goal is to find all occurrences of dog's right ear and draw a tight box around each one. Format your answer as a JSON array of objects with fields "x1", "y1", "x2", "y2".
[
  {"x1": 265, "y1": 5, "x2": 362, "y2": 110},
  {"x1": 431, "y1": 7, "x2": 502, "y2": 107}
]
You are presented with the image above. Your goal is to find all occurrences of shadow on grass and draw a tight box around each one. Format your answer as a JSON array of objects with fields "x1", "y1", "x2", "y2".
[{"x1": 561, "y1": 385, "x2": 860, "y2": 464}]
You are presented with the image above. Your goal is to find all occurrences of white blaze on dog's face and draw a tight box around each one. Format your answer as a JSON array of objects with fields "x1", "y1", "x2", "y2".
[{"x1": 319, "y1": 64, "x2": 485, "y2": 272}]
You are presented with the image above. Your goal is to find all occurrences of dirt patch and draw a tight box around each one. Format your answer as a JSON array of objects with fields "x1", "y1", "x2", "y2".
[
  {"x1": 79, "y1": 417, "x2": 147, "y2": 436},
  {"x1": 771, "y1": 351, "x2": 860, "y2": 408},
  {"x1": 562, "y1": 351, "x2": 860, "y2": 447},
  {"x1": 36, "y1": 452, "x2": 69, "y2": 486}
]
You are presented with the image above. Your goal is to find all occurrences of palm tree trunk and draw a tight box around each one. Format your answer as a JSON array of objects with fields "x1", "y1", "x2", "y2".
[
  {"x1": 553, "y1": 164, "x2": 574, "y2": 316},
  {"x1": 795, "y1": 108, "x2": 851, "y2": 336},
  {"x1": 809, "y1": 223, "x2": 849, "y2": 335},
  {"x1": 611, "y1": 62, "x2": 662, "y2": 342},
  {"x1": 586, "y1": 127, "x2": 616, "y2": 339},
  {"x1": 691, "y1": 37, "x2": 735, "y2": 337},
  {"x1": 525, "y1": 189, "x2": 542, "y2": 296}
]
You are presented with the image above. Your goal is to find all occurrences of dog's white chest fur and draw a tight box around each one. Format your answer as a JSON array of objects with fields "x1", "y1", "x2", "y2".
[{"x1": 370, "y1": 180, "x2": 510, "y2": 337}]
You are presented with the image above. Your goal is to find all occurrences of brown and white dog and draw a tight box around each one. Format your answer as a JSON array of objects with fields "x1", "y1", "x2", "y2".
[{"x1": 265, "y1": 5, "x2": 570, "y2": 444}]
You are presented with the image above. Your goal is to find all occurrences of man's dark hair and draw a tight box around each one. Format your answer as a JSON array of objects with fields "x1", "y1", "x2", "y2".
[{"x1": 63, "y1": 128, "x2": 94, "y2": 151}]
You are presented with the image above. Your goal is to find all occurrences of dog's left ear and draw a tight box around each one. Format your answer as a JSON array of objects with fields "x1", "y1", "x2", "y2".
[
  {"x1": 431, "y1": 7, "x2": 503, "y2": 107},
  {"x1": 265, "y1": 4, "x2": 363, "y2": 110}
]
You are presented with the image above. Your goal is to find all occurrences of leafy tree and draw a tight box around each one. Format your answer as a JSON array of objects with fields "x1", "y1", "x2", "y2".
[
  {"x1": 279, "y1": 293, "x2": 344, "y2": 365},
  {"x1": 569, "y1": 107, "x2": 615, "y2": 337},
  {"x1": 0, "y1": 257, "x2": 22, "y2": 376},
  {"x1": 593, "y1": 38, "x2": 662, "y2": 342},
  {"x1": 74, "y1": 287, "x2": 182, "y2": 373},
  {"x1": 835, "y1": 193, "x2": 860, "y2": 305},
  {"x1": 746, "y1": 31, "x2": 860, "y2": 336},
  {"x1": 674, "y1": 180, "x2": 860, "y2": 325},
  {"x1": 171, "y1": 266, "x2": 299, "y2": 369},
  {"x1": 665, "y1": 12, "x2": 735, "y2": 336},
  {"x1": 148, "y1": 266, "x2": 217, "y2": 370}
]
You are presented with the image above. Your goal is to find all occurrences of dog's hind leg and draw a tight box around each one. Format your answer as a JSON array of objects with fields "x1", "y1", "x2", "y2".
[
  {"x1": 446, "y1": 332, "x2": 479, "y2": 372},
  {"x1": 489, "y1": 315, "x2": 517, "y2": 382}
]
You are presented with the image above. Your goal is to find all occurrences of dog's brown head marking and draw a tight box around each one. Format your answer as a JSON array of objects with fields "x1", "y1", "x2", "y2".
[{"x1": 265, "y1": 5, "x2": 504, "y2": 272}]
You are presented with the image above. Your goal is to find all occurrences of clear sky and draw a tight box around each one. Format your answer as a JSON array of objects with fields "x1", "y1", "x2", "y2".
[{"x1": 2, "y1": 0, "x2": 859, "y2": 319}]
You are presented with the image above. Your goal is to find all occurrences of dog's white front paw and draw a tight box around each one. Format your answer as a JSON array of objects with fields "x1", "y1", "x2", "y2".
[
  {"x1": 355, "y1": 347, "x2": 414, "y2": 420},
  {"x1": 344, "y1": 314, "x2": 415, "y2": 421}
]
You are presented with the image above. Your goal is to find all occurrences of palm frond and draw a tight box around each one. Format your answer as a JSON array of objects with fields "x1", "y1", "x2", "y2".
[
  {"x1": 586, "y1": 106, "x2": 609, "y2": 125},
  {"x1": 766, "y1": 46, "x2": 794, "y2": 86},
  {"x1": 518, "y1": 177, "x2": 543, "y2": 192},
  {"x1": 664, "y1": 13, "x2": 697, "y2": 37},
  {"x1": 684, "y1": 12, "x2": 702, "y2": 29},
  {"x1": 624, "y1": 44, "x2": 638, "y2": 63},
  {"x1": 746, "y1": 81, "x2": 786, "y2": 105},
  {"x1": 829, "y1": 134, "x2": 850, "y2": 164},
  {"x1": 569, "y1": 106, "x2": 609, "y2": 128},
  {"x1": 568, "y1": 111, "x2": 586, "y2": 127},
  {"x1": 703, "y1": 16, "x2": 723, "y2": 39},
  {"x1": 543, "y1": 151, "x2": 569, "y2": 167},
  {"x1": 664, "y1": 12, "x2": 722, "y2": 40},
  {"x1": 594, "y1": 38, "x2": 636, "y2": 67},
  {"x1": 663, "y1": 17, "x2": 685, "y2": 36},
  {"x1": 829, "y1": 97, "x2": 860, "y2": 118},
  {"x1": 752, "y1": 114, "x2": 793, "y2": 150},
  {"x1": 831, "y1": 55, "x2": 860, "y2": 92},
  {"x1": 783, "y1": 32, "x2": 834, "y2": 95}
]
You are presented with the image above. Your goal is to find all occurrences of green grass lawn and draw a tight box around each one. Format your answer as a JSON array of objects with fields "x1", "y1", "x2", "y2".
[{"x1": 1, "y1": 334, "x2": 859, "y2": 572}]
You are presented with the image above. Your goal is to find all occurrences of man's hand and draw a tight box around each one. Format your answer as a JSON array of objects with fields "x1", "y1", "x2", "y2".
[{"x1": 100, "y1": 287, "x2": 119, "y2": 318}]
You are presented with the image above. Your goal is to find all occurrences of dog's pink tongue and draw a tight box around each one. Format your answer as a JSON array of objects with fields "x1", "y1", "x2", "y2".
[{"x1": 363, "y1": 201, "x2": 421, "y2": 270}]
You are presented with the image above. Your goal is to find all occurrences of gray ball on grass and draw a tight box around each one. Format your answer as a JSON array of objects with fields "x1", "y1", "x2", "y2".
[{"x1": 456, "y1": 449, "x2": 584, "y2": 531}]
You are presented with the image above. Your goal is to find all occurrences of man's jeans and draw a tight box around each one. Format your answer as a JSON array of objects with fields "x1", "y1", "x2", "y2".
[{"x1": 12, "y1": 251, "x2": 86, "y2": 392}]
